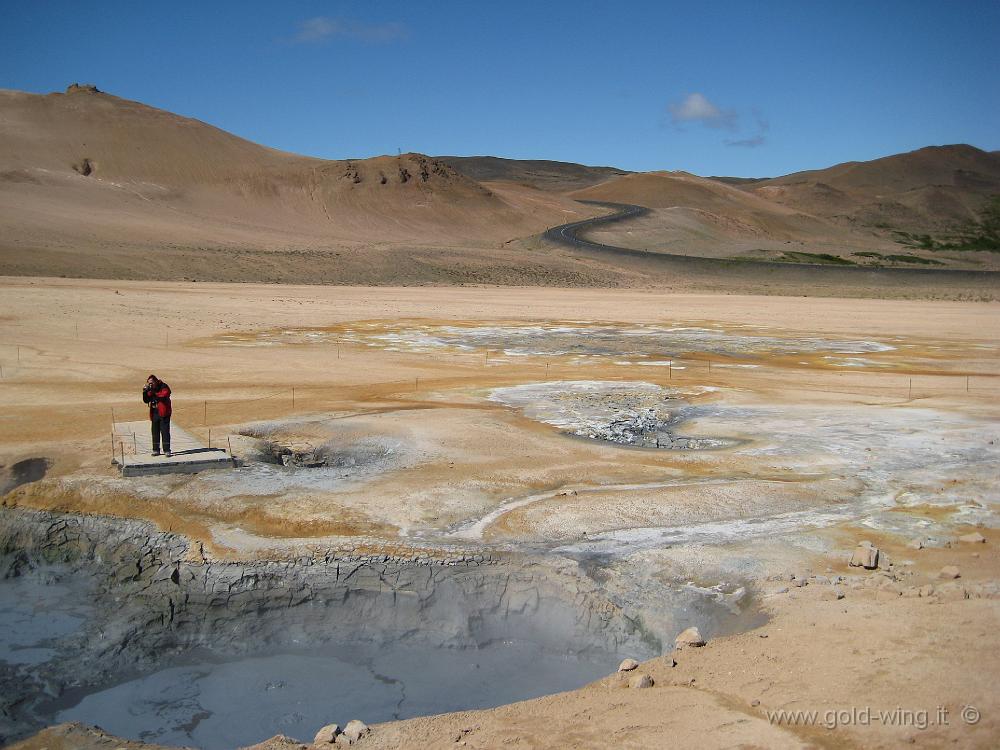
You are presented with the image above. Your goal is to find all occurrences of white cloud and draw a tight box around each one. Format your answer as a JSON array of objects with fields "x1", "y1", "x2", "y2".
[
  {"x1": 293, "y1": 17, "x2": 407, "y2": 44},
  {"x1": 668, "y1": 93, "x2": 737, "y2": 130},
  {"x1": 725, "y1": 109, "x2": 769, "y2": 148},
  {"x1": 725, "y1": 134, "x2": 766, "y2": 148}
]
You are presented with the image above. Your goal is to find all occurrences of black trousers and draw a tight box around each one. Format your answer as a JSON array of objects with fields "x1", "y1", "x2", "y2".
[{"x1": 151, "y1": 415, "x2": 171, "y2": 453}]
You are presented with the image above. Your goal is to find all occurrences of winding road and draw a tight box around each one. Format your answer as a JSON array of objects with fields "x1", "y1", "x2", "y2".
[{"x1": 543, "y1": 200, "x2": 1000, "y2": 285}]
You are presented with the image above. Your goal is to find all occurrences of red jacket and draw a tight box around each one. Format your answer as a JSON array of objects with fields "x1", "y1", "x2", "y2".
[{"x1": 143, "y1": 381, "x2": 172, "y2": 420}]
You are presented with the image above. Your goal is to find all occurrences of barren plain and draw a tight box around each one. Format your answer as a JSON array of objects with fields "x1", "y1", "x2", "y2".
[{"x1": 1, "y1": 278, "x2": 998, "y2": 749}]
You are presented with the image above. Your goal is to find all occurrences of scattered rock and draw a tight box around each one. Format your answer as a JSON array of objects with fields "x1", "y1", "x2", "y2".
[
  {"x1": 935, "y1": 583, "x2": 968, "y2": 601},
  {"x1": 617, "y1": 658, "x2": 639, "y2": 672},
  {"x1": 751, "y1": 699, "x2": 760, "y2": 707},
  {"x1": 773, "y1": 586, "x2": 789, "y2": 594},
  {"x1": 72, "y1": 157, "x2": 95, "y2": 176},
  {"x1": 674, "y1": 626, "x2": 705, "y2": 648},
  {"x1": 959, "y1": 532, "x2": 986, "y2": 544},
  {"x1": 906, "y1": 538, "x2": 924, "y2": 550},
  {"x1": 938, "y1": 566, "x2": 961, "y2": 580},
  {"x1": 629, "y1": 673, "x2": 654, "y2": 689},
  {"x1": 661, "y1": 655, "x2": 677, "y2": 667},
  {"x1": 314, "y1": 724, "x2": 341, "y2": 744},
  {"x1": 821, "y1": 587, "x2": 846, "y2": 601},
  {"x1": 849, "y1": 543, "x2": 879, "y2": 569},
  {"x1": 342, "y1": 720, "x2": 370, "y2": 744}
]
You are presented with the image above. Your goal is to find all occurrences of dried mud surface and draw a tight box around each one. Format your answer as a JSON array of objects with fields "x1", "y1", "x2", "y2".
[{"x1": 1, "y1": 280, "x2": 998, "y2": 749}]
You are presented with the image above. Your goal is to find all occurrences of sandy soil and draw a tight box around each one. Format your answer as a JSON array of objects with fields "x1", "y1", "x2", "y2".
[{"x1": 2, "y1": 278, "x2": 998, "y2": 748}]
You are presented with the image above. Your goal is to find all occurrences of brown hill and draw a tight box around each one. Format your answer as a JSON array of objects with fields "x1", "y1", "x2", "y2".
[
  {"x1": 438, "y1": 156, "x2": 628, "y2": 192},
  {"x1": 0, "y1": 86, "x2": 589, "y2": 257},
  {"x1": 570, "y1": 170, "x2": 842, "y2": 244},
  {"x1": 744, "y1": 145, "x2": 1000, "y2": 231}
]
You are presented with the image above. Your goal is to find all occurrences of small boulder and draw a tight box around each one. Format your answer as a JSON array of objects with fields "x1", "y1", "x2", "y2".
[
  {"x1": 821, "y1": 587, "x2": 845, "y2": 601},
  {"x1": 617, "y1": 658, "x2": 639, "y2": 672},
  {"x1": 314, "y1": 724, "x2": 341, "y2": 744},
  {"x1": 629, "y1": 673, "x2": 654, "y2": 689},
  {"x1": 935, "y1": 583, "x2": 968, "y2": 601},
  {"x1": 674, "y1": 626, "x2": 705, "y2": 648},
  {"x1": 938, "y1": 566, "x2": 961, "y2": 580},
  {"x1": 906, "y1": 538, "x2": 924, "y2": 550},
  {"x1": 342, "y1": 720, "x2": 370, "y2": 744},
  {"x1": 959, "y1": 532, "x2": 986, "y2": 544},
  {"x1": 849, "y1": 543, "x2": 879, "y2": 569}
]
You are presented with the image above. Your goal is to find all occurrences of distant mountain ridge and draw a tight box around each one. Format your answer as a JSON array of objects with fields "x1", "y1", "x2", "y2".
[
  {"x1": 1, "y1": 84, "x2": 996, "y2": 283},
  {"x1": 0, "y1": 85, "x2": 590, "y2": 249},
  {"x1": 720, "y1": 144, "x2": 1000, "y2": 231}
]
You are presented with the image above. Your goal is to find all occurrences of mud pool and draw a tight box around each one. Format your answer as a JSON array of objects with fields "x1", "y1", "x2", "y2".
[
  {"x1": 54, "y1": 641, "x2": 616, "y2": 750},
  {"x1": 2, "y1": 510, "x2": 750, "y2": 748},
  {"x1": 216, "y1": 321, "x2": 899, "y2": 367},
  {"x1": 488, "y1": 380, "x2": 734, "y2": 449}
]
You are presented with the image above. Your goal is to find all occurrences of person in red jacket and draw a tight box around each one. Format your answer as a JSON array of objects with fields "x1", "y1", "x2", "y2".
[{"x1": 142, "y1": 374, "x2": 172, "y2": 456}]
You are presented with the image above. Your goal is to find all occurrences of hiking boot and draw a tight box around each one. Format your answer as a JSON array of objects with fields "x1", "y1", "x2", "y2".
[
  {"x1": 152, "y1": 451, "x2": 161, "y2": 456},
  {"x1": 165, "y1": 451, "x2": 173, "y2": 457}
]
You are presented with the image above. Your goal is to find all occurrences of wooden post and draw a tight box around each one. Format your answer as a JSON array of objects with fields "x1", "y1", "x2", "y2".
[
  {"x1": 111, "y1": 431, "x2": 115, "y2": 462},
  {"x1": 208, "y1": 428, "x2": 212, "y2": 449},
  {"x1": 111, "y1": 407, "x2": 116, "y2": 428},
  {"x1": 669, "y1": 360, "x2": 672, "y2": 379},
  {"x1": 908, "y1": 378, "x2": 912, "y2": 400},
  {"x1": 227, "y1": 436, "x2": 233, "y2": 457},
  {"x1": 119, "y1": 441, "x2": 125, "y2": 467},
  {"x1": 204, "y1": 400, "x2": 208, "y2": 424},
  {"x1": 132, "y1": 432, "x2": 137, "y2": 453}
]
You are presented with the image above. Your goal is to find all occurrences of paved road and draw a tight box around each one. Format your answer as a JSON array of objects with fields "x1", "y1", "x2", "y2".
[
  {"x1": 543, "y1": 200, "x2": 650, "y2": 254},
  {"x1": 543, "y1": 200, "x2": 1000, "y2": 285}
]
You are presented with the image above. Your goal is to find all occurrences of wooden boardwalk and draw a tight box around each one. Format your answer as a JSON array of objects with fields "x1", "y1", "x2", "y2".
[{"x1": 112, "y1": 420, "x2": 234, "y2": 477}]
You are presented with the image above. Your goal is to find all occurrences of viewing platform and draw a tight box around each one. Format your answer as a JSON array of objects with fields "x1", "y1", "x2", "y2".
[{"x1": 112, "y1": 421, "x2": 235, "y2": 477}]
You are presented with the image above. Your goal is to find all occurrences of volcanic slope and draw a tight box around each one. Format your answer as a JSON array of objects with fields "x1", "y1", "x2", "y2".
[
  {"x1": 742, "y1": 144, "x2": 1000, "y2": 232},
  {"x1": 566, "y1": 170, "x2": 876, "y2": 258},
  {"x1": 0, "y1": 85, "x2": 596, "y2": 276},
  {"x1": 438, "y1": 155, "x2": 629, "y2": 192}
]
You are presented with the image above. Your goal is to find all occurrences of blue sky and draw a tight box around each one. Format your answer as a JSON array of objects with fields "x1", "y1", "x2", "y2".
[{"x1": 2, "y1": 1, "x2": 998, "y2": 177}]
